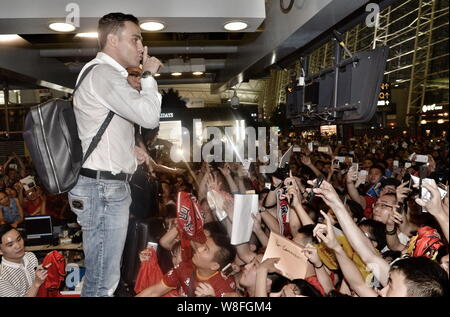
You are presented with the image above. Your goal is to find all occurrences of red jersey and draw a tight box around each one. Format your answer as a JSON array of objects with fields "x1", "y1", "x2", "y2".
[{"x1": 162, "y1": 260, "x2": 235, "y2": 297}]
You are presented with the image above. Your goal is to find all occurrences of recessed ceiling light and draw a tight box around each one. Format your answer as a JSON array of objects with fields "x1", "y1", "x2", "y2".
[
  {"x1": 154, "y1": 73, "x2": 160, "y2": 77},
  {"x1": 49, "y1": 22, "x2": 76, "y2": 32},
  {"x1": 140, "y1": 21, "x2": 165, "y2": 31},
  {"x1": 224, "y1": 21, "x2": 248, "y2": 31},
  {"x1": 0, "y1": 34, "x2": 21, "y2": 41},
  {"x1": 193, "y1": 71, "x2": 204, "y2": 76},
  {"x1": 75, "y1": 32, "x2": 98, "y2": 38},
  {"x1": 171, "y1": 72, "x2": 182, "y2": 76}
]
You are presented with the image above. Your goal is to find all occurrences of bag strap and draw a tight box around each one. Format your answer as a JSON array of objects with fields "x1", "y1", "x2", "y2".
[
  {"x1": 73, "y1": 63, "x2": 98, "y2": 95},
  {"x1": 73, "y1": 63, "x2": 116, "y2": 164},
  {"x1": 82, "y1": 111, "x2": 115, "y2": 164}
]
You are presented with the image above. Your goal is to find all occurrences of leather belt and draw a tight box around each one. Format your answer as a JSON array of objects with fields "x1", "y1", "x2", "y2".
[{"x1": 80, "y1": 168, "x2": 133, "y2": 182}]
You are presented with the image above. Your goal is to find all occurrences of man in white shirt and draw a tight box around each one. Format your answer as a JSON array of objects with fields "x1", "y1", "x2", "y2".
[{"x1": 69, "y1": 12, "x2": 162, "y2": 297}]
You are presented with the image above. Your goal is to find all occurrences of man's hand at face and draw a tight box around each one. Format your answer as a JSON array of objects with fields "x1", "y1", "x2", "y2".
[{"x1": 142, "y1": 46, "x2": 163, "y2": 75}]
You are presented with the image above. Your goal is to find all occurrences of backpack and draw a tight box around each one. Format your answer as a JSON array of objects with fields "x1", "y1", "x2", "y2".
[{"x1": 23, "y1": 64, "x2": 114, "y2": 194}]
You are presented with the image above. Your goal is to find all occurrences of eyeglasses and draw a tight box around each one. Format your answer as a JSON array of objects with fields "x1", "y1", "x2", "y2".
[{"x1": 373, "y1": 202, "x2": 395, "y2": 210}]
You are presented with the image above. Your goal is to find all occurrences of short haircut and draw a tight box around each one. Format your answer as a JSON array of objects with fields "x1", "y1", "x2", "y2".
[
  {"x1": 98, "y1": 13, "x2": 139, "y2": 50},
  {"x1": 0, "y1": 224, "x2": 17, "y2": 243},
  {"x1": 382, "y1": 177, "x2": 401, "y2": 188},
  {"x1": 390, "y1": 257, "x2": 449, "y2": 297},
  {"x1": 210, "y1": 234, "x2": 236, "y2": 270},
  {"x1": 358, "y1": 219, "x2": 387, "y2": 251},
  {"x1": 346, "y1": 199, "x2": 364, "y2": 223},
  {"x1": 370, "y1": 164, "x2": 385, "y2": 175}
]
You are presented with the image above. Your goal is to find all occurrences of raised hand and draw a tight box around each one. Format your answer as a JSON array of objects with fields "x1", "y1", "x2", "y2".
[
  {"x1": 396, "y1": 180, "x2": 412, "y2": 203},
  {"x1": 300, "y1": 155, "x2": 312, "y2": 166},
  {"x1": 258, "y1": 258, "x2": 282, "y2": 274},
  {"x1": 306, "y1": 179, "x2": 342, "y2": 209},
  {"x1": 313, "y1": 211, "x2": 340, "y2": 251},
  {"x1": 142, "y1": 46, "x2": 164, "y2": 75},
  {"x1": 414, "y1": 179, "x2": 446, "y2": 217},
  {"x1": 302, "y1": 243, "x2": 322, "y2": 267}
]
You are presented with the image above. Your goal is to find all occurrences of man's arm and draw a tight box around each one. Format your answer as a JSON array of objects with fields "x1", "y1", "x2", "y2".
[
  {"x1": 90, "y1": 64, "x2": 161, "y2": 129},
  {"x1": 136, "y1": 280, "x2": 173, "y2": 297},
  {"x1": 159, "y1": 226, "x2": 179, "y2": 250},
  {"x1": 311, "y1": 180, "x2": 390, "y2": 286},
  {"x1": 313, "y1": 213, "x2": 377, "y2": 297},
  {"x1": 385, "y1": 208, "x2": 407, "y2": 252}
]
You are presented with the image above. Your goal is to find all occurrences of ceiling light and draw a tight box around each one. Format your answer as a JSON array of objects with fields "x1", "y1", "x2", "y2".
[
  {"x1": 171, "y1": 72, "x2": 182, "y2": 77},
  {"x1": 0, "y1": 34, "x2": 21, "y2": 41},
  {"x1": 193, "y1": 71, "x2": 204, "y2": 76},
  {"x1": 224, "y1": 21, "x2": 248, "y2": 31},
  {"x1": 140, "y1": 21, "x2": 165, "y2": 31},
  {"x1": 420, "y1": 120, "x2": 427, "y2": 125},
  {"x1": 154, "y1": 73, "x2": 160, "y2": 77},
  {"x1": 49, "y1": 22, "x2": 76, "y2": 32},
  {"x1": 75, "y1": 32, "x2": 98, "y2": 38},
  {"x1": 394, "y1": 84, "x2": 399, "y2": 87},
  {"x1": 437, "y1": 119, "x2": 444, "y2": 124}
]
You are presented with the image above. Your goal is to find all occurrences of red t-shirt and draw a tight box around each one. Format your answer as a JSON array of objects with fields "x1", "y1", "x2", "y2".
[
  {"x1": 363, "y1": 195, "x2": 378, "y2": 219},
  {"x1": 162, "y1": 260, "x2": 235, "y2": 297}
]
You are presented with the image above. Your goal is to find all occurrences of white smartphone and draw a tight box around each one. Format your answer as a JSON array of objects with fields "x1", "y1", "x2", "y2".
[
  {"x1": 318, "y1": 146, "x2": 328, "y2": 153},
  {"x1": 308, "y1": 142, "x2": 314, "y2": 152},
  {"x1": 393, "y1": 160, "x2": 399, "y2": 168},
  {"x1": 351, "y1": 163, "x2": 359, "y2": 171},
  {"x1": 293, "y1": 146, "x2": 301, "y2": 152},
  {"x1": 334, "y1": 156, "x2": 346, "y2": 163},
  {"x1": 414, "y1": 155, "x2": 429, "y2": 163}
]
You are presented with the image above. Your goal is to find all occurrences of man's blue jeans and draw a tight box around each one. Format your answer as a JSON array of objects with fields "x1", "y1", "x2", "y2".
[{"x1": 68, "y1": 175, "x2": 131, "y2": 297}]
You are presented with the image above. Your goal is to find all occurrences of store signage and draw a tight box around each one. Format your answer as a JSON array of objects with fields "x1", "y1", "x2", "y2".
[
  {"x1": 422, "y1": 104, "x2": 443, "y2": 113},
  {"x1": 378, "y1": 82, "x2": 391, "y2": 106},
  {"x1": 160, "y1": 112, "x2": 174, "y2": 118}
]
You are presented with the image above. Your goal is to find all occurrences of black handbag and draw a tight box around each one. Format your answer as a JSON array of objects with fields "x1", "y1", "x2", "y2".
[{"x1": 23, "y1": 64, "x2": 114, "y2": 194}]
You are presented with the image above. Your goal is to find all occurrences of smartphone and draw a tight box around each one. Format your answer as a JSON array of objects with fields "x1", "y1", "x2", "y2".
[
  {"x1": 308, "y1": 142, "x2": 314, "y2": 152},
  {"x1": 415, "y1": 155, "x2": 429, "y2": 163},
  {"x1": 318, "y1": 146, "x2": 328, "y2": 153},
  {"x1": 265, "y1": 183, "x2": 271, "y2": 190},
  {"x1": 351, "y1": 162, "x2": 359, "y2": 171},
  {"x1": 405, "y1": 162, "x2": 412, "y2": 168},
  {"x1": 306, "y1": 175, "x2": 324, "y2": 202},
  {"x1": 393, "y1": 160, "x2": 399, "y2": 168},
  {"x1": 221, "y1": 263, "x2": 235, "y2": 278},
  {"x1": 293, "y1": 146, "x2": 301, "y2": 152},
  {"x1": 334, "y1": 156, "x2": 346, "y2": 163}
]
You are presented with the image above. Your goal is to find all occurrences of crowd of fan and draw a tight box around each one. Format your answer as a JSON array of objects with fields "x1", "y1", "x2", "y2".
[
  {"x1": 1, "y1": 131, "x2": 449, "y2": 297},
  {"x1": 135, "y1": 132, "x2": 449, "y2": 297}
]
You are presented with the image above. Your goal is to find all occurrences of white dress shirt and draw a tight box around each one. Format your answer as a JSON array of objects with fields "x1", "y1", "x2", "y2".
[{"x1": 73, "y1": 52, "x2": 161, "y2": 174}]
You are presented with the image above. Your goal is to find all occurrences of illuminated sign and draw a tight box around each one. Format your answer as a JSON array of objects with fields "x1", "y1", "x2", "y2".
[
  {"x1": 422, "y1": 104, "x2": 443, "y2": 113},
  {"x1": 378, "y1": 82, "x2": 391, "y2": 106},
  {"x1": 160, "y1": 113, "x2": 174, "y2": 118}
]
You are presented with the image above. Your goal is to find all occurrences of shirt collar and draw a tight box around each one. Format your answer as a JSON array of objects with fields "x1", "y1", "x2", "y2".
[
  {"x1": 95, "y1": 52, "x2": 129, "y2": 77},
  {"x1": 1, "y1": 256, "x2": 27, "y2": 269}
]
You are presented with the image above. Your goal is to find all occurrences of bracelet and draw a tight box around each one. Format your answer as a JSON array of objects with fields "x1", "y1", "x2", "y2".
[
  {"x1": 308, "y1": 259, "x2": 324, "y2": 269},
  {"x1": 385, "y1": 227, "x2": 397, "y2": 235}
]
